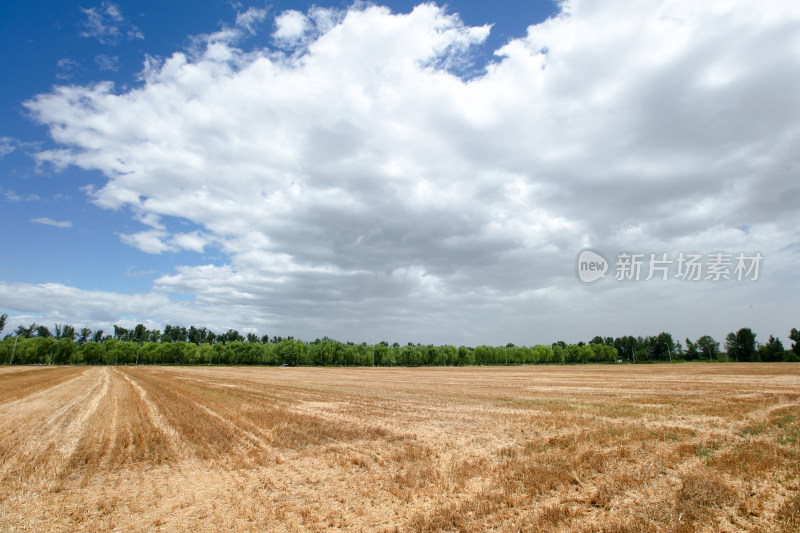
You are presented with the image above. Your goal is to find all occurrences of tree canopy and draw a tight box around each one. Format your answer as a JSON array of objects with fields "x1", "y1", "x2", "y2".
[{"x1": 2, "y1": 321, "x2": 798, "y2": 366}]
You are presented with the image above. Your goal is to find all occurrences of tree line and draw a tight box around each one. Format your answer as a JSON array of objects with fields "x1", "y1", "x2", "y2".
[{"x1": 0, "y1": 314, "x2": 798, "y2": 366}]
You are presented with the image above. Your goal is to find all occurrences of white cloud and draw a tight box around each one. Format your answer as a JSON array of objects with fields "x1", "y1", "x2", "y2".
[
  {"x1": 236, "y1": 7, "x2": 268, "y2": 34},
  {"x1": 124, "y1": 266, "x2": 158, "y2": 278},
  {"x1": 0, "y1": 281, "x2": 193, "y2": 333},
  {"x1": 2, "y1": 183, "x2": 41, "y2": 202},
  {"x1": 18, "y1": 0, "x2": 800, "y2": 344},
  {"x1": 30, "y1": 217, "x2": 73, "y2": 228},
  {"x1": 118, "y1": 230, "x2": 171, "y2": 254},
  {"x1": 95, "y1": 54, "x2": 120, "y2": 71},
  {"x1": 55, "y1": 58, "x2": 81, "y2": 80},
  {"x1": 6, "y1": 192, "x2": 30, "y2": 202},
  {"x1": 80, "y1": 2, "x2": 143, "y2": 45},
  {"x1": 118, "y1": 229, "x2": 211, "y2": 254},
  {"x1": 271, "y1": 7, "x2": 348, "y2": 48},
  {"x1": 0, "y1": 137, "x2": 16, "y2": 158},
  {"x1": 171, "y1": 231, "x2": 209, "y2": 253},
  {"x1": 273, "y1": 10, "x2": 309, "y2": 42}
]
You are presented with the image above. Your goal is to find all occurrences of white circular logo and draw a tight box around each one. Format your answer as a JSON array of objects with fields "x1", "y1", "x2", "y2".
[{"x1": 576, "y1": 249, "x2": 608, "y2": 283}]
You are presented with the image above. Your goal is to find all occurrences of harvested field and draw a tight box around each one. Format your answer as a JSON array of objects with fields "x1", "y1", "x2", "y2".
[{"x1": 1, "y1": 364, "x2": 799, "y2": 532}]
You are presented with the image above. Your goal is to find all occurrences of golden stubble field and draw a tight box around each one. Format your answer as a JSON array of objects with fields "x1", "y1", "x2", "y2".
[{"x1": 0, "y1": 364, "x2": 798, "y2": 532}]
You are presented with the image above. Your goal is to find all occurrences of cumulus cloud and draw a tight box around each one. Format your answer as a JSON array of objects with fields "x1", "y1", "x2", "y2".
[
  {"x1": 171, "y1": 231, "x2": 209, "y2": 254},
  {"x1": 0, "y1": 281, "x2": 192, "y2": 334},
  {"x1": 18, "y1": 0, "x2": 800, "y2": 343},
  {"x1": 272, "y1": 7, "x2": 350, "y2": 49},
  {"x1": 30, "y1": 217, "x2": 73, "y2": 228},
  {"x1": 118, "y1": 229, "x2": 211, "y2": 254},
  {"x1": 118, "y1": 230, "x2": 173, "y2": 254},
  {"x1": 273, "y1": 10, "x2": 310, "y2": 42}
]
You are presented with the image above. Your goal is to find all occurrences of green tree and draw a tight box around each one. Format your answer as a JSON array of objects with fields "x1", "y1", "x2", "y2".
[
  {"x1": 552, "y1": 344, "x2": 565, "y2": 364},
  {"x1": 6, "y1": 337, "x2": 30, "y2": 364},
  {"x1": 456, "y1": 346, "x2": 473, "y2": 366},
  {"x1": 181, "y1": 342, "x2": 198, "y2": 364},
  {"x1": 474, "y1": 345, "x2": 494, "y2": 365},
  {"x1": 759, "y1": 335, "x2": 785, "y2": 362},
  {"x1": 439, "y1": 345, "x2": 458, "y2": 366},
  {"x1": 81, "y1": 341, "x2": 104, "y2": 365},
  {"x1": 212, "y1": 343, "x2": 227, "y2": 365},
  {"x1": 139, "y1": 342, "x2": 160, "y2": 364},
  {"x1": 188, "y1": 326, "x2": 203, "y2": 345},
  {"x1": 113, "y1": 325, "x2": 129, "y2": 341},
  {"x1": 725, "y1": 328, "x2": 757, "y2": 362},
  {"x1": 103, "y1": 339, "x2": 119, "y2": 365},
  {"x1": 15, "y1": 323, "x2": 36, "y2": 338},
  {"x1": 0, "y1": 313, "x2": 6, "y2": 337},
  {"x1": 564, "y1": 344, "x2": 582, "y2": 364},
  {"x1": 589, "y1": 343, "x2": 617, "y2": 363},
  {"x1": 161, "y1": 325, "x2": 188, "y2": 343},
  {"x1": 260, "y1": 343, "x2": 278, "y2": 365},
  {"x1": 422, "y1": 345, "x2": 439, "y2": 366},
  {"x1": 55, "y1": 324, "x2": 73, "y2": 340},
  {"x1": 790, "y1": 328, "x2": 800, "y2": 356},
  {"x1": 218, "y1": 329, "x2": 243, "y2": 344},
  {"x1": 310, "y1": 340, "x2": 333, "y2": 366},
  {"x1": 613, "y1": 336, "x2": 638, "y2": 362},
  {"x1": 228, "y1": 341, "x2": 261, "y2": 365},
  {"x1": 400, "y1": 344, "x2": 424, "y2": 366},
  {"x1": 107, "y1": 340, "x2": 139, "y2": 365},
  {"x1": 277, "y1": 339, "x2": 304, "y2": 366},
  {"x1": 724, "y1": 332, "x2": 736, "y2": 361},
  {"x1": 341, "y1": 343, "x2": 357, "y2": 366},
  {"x1": 697, "y1": 335, "x2": 720, "y2": 362},
  {"x1": 532, "y1": 345, "x2": 553, "y2": 364},
  {"x1": 53, "y1": 338, "x2": 76, "y2": 364},
  {"x1": 373, "y1": 342, "x2": 388, "y2": 366},
  {"x1": 651, "y1": 332, "x2": 676, "y2": 362},
  {"x1": 132, "y1": 324, "x2": 148, "y2": 345},
  {"x1": 157, "y1": 342, "x2": 183, "y2": 364},
  {"x1": 197, "y1": 343, "x2": 214, "y2": 364},
  {"x1": 685, "y1": 338, "x2": 699, "y2": 360},
  {"x1": 33, "y1": 337, "x2": 56, "y2": 364}
]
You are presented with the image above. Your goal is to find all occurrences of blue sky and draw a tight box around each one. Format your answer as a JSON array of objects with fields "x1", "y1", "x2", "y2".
[
  {"x1": 0, "y1": 0, "x2": 556, "y2": 294},
  {"x1": 1, "y1": 0, "x2": 799, "y2": 346}
]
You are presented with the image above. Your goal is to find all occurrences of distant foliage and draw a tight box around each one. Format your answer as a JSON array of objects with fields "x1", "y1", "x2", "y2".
[{"x1": 1, "y1": 322, "x2": 798, "y2": 366}]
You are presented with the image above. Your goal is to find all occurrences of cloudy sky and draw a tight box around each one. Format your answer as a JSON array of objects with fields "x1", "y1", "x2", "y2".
[{"x1": 1, "y1": 0, "x2": 798, "y2": 347}]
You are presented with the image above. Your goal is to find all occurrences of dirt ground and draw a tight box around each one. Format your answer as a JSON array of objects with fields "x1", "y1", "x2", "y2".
[{"x1": 0, "y1": 363, "x2": 798, "y2": 532}]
